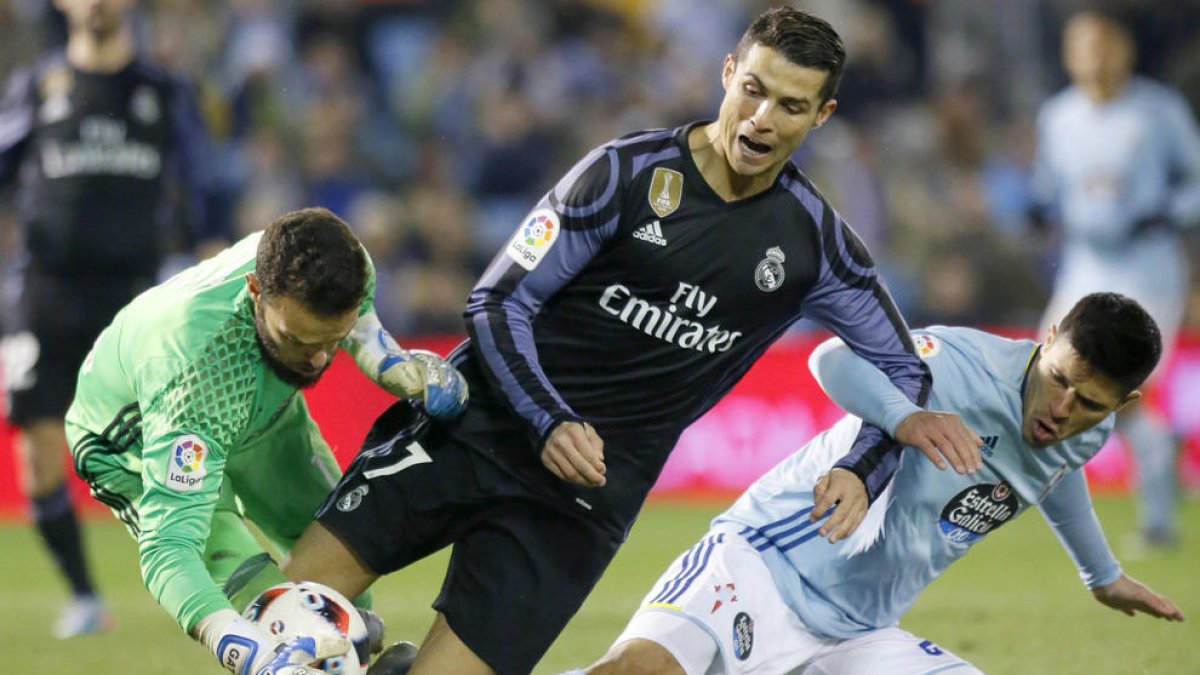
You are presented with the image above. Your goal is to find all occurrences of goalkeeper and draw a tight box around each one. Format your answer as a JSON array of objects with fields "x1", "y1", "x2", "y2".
[{"x1": 64, "y1": 207, "x2": 468, "y2": 674}]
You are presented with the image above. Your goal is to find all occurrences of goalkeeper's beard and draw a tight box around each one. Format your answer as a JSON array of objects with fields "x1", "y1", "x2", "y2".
[{"x1": 254, "y1": 310, "x2": 330, "y2": 390}]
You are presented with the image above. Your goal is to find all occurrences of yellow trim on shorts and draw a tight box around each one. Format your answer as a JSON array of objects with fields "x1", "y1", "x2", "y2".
[{"x1": 644, "y1": 601, "x2": 682, "y2": 611}]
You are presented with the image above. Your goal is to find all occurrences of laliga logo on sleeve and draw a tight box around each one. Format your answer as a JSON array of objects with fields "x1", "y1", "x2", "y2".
[
  {"x1": 166, "y1": 435, "x2": 209, "y2": 492},
  {"x1": 913, "y1": 334, "x2": 941, "y2": 359},
  {"x1": 505, "y1": 209, "x2": 560, "y2": 271}
]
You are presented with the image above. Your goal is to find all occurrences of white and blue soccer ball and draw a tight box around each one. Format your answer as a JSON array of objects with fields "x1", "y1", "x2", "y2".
[{"x1": 243, "y1": 581, "x2": 370, "y2": 675}]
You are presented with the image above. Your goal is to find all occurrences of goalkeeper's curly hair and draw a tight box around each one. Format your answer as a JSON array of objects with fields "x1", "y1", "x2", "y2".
[{"x1": 256, "y1": 207, "x2": 368, "y2": 317}]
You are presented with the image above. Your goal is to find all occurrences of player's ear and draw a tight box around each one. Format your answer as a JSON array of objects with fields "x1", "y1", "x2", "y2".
[
  {"x1": 1044, "y1": 324, "x2": 1058, "y2": 345},
  {"x1": 814, "y1": 98, "x2": 837, "y2": 127},
  {"x1": 246, "y1": 273, "x2": 261, "y2": 301},
  {"x1": 722, "y1": 53, "x2": 737, "y2": 89},
  {"x1": 1115, "y1": 389, "x2": 1142, "y2": 412}
]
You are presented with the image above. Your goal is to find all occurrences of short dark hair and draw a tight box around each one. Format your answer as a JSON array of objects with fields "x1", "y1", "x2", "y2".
[
  {"x1": 256, "y1": 207, "x2": 368, "y2": 317},
  {"x1": 1058, "y1": 292, "x2": 1161, "y2": 393},
  {"x1": 734, "y1": 6, "x2": 846, "y2": 105}
]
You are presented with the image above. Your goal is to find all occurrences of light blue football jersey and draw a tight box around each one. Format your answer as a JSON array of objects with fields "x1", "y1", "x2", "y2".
[
  {"x1": 1033, "y1": 77, "x2": 1200, "y2": 339},
  {"x1": 713, "y1": 326, "x2": 1121, "y2": 639}
]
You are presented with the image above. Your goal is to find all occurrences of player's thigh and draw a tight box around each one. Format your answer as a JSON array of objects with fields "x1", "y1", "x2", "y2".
[
  {"x1": 434, "y1": 498, "x2": 622, "y2": 675},
  {"x1": 5, "y1": 273, "x2": 147, "y2": 423},
  {"x1": 229, "y1": 395, "x2": 341, "y2": 548},
  {"x1": 800, "y1": 627, "x2": 982, "y2": 675},
  {"x1": 614, "y1": 530, "x2": 827, "y2": 675}
]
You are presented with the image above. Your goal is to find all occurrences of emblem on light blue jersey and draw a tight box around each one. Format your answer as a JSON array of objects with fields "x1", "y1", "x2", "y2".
[
  {"x1": 913, "y1": 334, "x2": 941, "y2": 358},
  {"x1": 980, "y1": 435, "x2": 999, "y2": 457},
  {"x1": 754, "y1": 247, "x2": 786, "y2": 292},
  {"x1": 732, "y1": 611, "x2": 754, "y2": 660},
  {"x1": 649, "y1": 167, "x2": 683, "y2": 217},
  {"x1": 938, "y1": 482, "x2": 1019, "y2": 544}
]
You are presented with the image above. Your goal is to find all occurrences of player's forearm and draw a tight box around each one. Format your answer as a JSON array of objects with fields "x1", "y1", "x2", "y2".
[
  {"x1": 344, "y1": 312, "x2": 425, "y2": 397},
  {"x1": 465, "y1": 291, "x2": 579, "y2": 438},
  {"x1": 1038, "y1": 470, "x2": 1122, "y2": 589},
  {"x1": 140, "y1": 538, "x2": 236, "y2": 634},
  {"x1": 809, "y1": 337, "x2": 922, "y2": 436}
]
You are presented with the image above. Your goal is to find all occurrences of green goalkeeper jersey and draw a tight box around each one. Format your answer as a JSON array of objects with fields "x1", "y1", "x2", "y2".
[{"x1": 65, "y1": 231, "x2": 375, "y2": 631}]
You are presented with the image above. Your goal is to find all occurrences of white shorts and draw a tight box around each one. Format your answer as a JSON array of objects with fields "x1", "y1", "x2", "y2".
[{"x1": 612, "y1": 532, "x2": 982, "y2": 675}]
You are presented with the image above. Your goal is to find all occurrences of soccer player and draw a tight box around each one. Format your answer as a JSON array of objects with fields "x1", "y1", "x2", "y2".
[
  {"x1": 280, "y1": 8, "x2": 982, "y2": 675},
  {"x1": 65, "y1": 208, "x2": 468, "y2": 674},
  {"x1": 0, "y1": 0, "x2": 224, "y2": 637},
  {"x1": 574, "y1": 293, "x2": 1184, "y2": 675},
  {"x1": 1032, "y1": 8, "x2": 1200, "y2": 550}
]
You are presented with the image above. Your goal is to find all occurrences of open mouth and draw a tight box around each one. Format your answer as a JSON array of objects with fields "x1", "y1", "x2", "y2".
[
  {"x1": 1032, "y1": 419, "x2": 1056, "y2": 443},
  {"x1": 738, "y1": 135, "x2": 771, "y2": 157}
]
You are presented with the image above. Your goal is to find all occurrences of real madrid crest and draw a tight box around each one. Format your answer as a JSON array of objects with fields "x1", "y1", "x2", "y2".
[
  {"x1": 754, "y1": 246, "x2": 786, "y2": 292},
  {"x1": 336, "y1": 485, "x2": 369, "y2": 512},
  {"x1": 131, "y1": 85, "x2": 161, "y2": 124}
]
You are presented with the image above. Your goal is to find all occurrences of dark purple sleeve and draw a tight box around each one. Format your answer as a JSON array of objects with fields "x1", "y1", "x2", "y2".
[
  {"x1": 166, "y1": 77, "x2": 227, "y2": 244},
  {"x1": 465, "y1": 145, "x2": 623, "y2": 441},
  {"x1": 0, "y1": 67, "x2": 34, "y2": 184},
  {"x1": 801, "y1": 207, "x2": 931, "y2": 501}
]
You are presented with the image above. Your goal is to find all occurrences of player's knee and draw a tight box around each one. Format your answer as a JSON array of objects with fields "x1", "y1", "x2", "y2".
[
  {"x1": 280, "y1": 521, "x2": 377, "y2": 599},
  {"x1": 586, "y1": 638, "x2": 685, "y2": 675}
]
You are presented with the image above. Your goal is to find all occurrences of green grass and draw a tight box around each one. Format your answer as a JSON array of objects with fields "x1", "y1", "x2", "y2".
[{"x1": 1, "y1": 497, "x2": 1195, "y2": 674}]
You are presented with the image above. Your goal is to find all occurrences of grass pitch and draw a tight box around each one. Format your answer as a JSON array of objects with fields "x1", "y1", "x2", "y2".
[{"x1": 0, "y1": 496, "x2": 1195, "y2": 674}]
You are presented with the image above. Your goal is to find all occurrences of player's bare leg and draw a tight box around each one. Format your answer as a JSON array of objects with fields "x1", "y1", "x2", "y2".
[
  {"x1": 19, "y1": 419, "x2": 69, "y2": 495},
  {"x1": 281, "y1": 521, "x2": 379, "y2": 600},
  {"x1": 583, "y1": 638, "x2": 686, "y2": 675},
  {"x1": 407, "y1": 612, "x2": 492, "y2": 675},
  {"x1": 20, "y1": 417, "x2": 110, "y2": 638}
]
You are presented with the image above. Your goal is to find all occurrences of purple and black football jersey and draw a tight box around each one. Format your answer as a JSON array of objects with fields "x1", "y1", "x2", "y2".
[
  {"x1": 0, "y1": 52, "x2": 217, "y2": 275},
  {"x1": 450, "y1": 123, "x2": 930, "y2": 535}
]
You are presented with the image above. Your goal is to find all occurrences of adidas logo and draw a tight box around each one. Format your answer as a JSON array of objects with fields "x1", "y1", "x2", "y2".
[
  {"x1": 633, "y1": 220, "x2": 668, "y2": 246},
  {"x1": 980, "y1": 435, "x2": 999, "y2": 457}
]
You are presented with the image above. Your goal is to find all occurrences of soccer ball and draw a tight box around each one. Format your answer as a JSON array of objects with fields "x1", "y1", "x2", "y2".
[{"x1": 243, "y1": 581, "x2": 370, "y2": 675}]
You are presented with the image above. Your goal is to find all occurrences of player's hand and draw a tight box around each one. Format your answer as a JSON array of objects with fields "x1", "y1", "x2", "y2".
[
  {"x1": 811, "y1": 468, "x2": 868, "y2": 543},
  {"x1": 379, "y1": 350, "x2": 469, "y2": 419},
  {"x1": 894, "y1": 410, "x2": 983, "y2": 474},
  {"x1": 409, "y1": 350, "x2": 469, "y2": 418},
  {"x1": 1092, "y1": 574, "x2": 1185, "y2": 621},
  {"x1": 541, "y1": 421, "x2": 606, "y2": 487},
  {"x1": 214, "y1": 615, "x2": 346, "y2": 675},
  {"x1": 257, "y1": 635, "x2": 349, "y2": 675}
]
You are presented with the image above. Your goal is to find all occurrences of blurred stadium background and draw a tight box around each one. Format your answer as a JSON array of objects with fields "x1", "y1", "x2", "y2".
[{"x1": 1, "y1": 0, "x2": 1197, "y2": 672}]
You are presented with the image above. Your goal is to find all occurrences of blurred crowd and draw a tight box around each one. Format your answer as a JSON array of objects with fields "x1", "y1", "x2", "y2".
[{"x1": 4, "y1": 0, "x2": 1200, "y2": 337}]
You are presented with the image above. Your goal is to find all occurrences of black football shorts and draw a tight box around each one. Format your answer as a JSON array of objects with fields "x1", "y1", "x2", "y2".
[{"x1": 317, "y1": 402, "x2": 622, "y2": 675}]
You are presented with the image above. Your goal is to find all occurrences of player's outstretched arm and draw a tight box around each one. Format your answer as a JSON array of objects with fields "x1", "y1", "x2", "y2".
[
  {"x1": 343, "y1": 312, "x2": 468, "y2": 418},
  {"x1": 1091, "y1": 574, "x2": 1186, "y2": 621},
  {"x1": 810, "y1": 337, "x2": 983, "y2": 474},
  {"x1": 811, "y1": 468, "x2": 867, "y2": 542}
]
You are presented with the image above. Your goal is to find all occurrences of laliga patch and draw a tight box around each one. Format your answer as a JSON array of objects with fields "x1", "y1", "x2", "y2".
[
  {"x1": 166, "y1": 435, "x2": 209, "y2": 492},
  {"x1": 506, "y1": 209, "x2": 560, "y2": 271},
  {"x1": 913, "y1": 334, "x2": 941, "y2": 359},
  {"x1": 732, "y1": 611, "x2": 754, "y2": 661},
  {"x1": 938, "y1": 482, "x2": 1020, "y2": 544}
]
